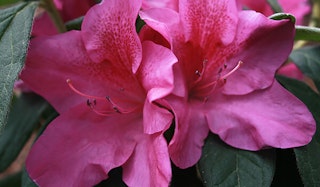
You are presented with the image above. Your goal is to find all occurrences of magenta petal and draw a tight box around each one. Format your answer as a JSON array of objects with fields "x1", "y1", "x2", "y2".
[
  {"x1": 82, "y1": 0, "x2": 142, "y2": 73},
  {"x1": 138, "y1": 41, "x2": 177, "y2": 102},
  {"x1": 21, "y1": 31, "x2": 145, "y2": 114},
  {"x1": 26, "y1": 105, "x2": 140, "y2": 186},
  {"x1": 221, "y1": 11, "x2": 295, "y2": 95},
  {"x1": 206, "y1": 81, "x2": 316, "y2": 150},
  {"x1": 123, "y1": 133, "x2": 171, "y2": 187},
  {"x1": 137, "y1": 41, "x2": 176, "y2": 134},
  {"x1": 142, "y1": 0, "x2": 179, "y2": 11},
  {"x1": 277, "y1": 63, "x2": 304, "y2": 80},
  {"x1": 167, "y1": 97, "x2": 209, "y2": 168},
  {"x1": 139, "y1": 8, "x2": 180, "y2": 47},
  {"x1": 179, "y1": 0, "x2": 238, "y2": 47}
]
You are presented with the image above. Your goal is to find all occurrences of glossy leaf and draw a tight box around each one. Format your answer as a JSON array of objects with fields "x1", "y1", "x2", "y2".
[
  {"x1": 0, "y1": 93, "x2": 48, "y2": 172},
  {"x1": 0, "y1": 2, "x2": 38, "y2": 133},
  {"x1": 0, "y1": 171, "x2": 22, "y2": 187},
  {"x1": 277, "y1": 76, "x2": 320, "y2": 187},
  {"x1": 21, "y1": 168, "x2": 37, "y2": 187},
  {"x1": 198, "y1": 134, "x2": 276, "y2": 187},
  {"x1": 290, "y1": 45, "x2": 320, "y2": 91},
  {"x1": 0, "y1": 0, "x2": 20, "y2": 6}
]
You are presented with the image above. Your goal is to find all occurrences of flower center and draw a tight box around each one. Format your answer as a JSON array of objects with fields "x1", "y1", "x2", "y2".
[
  {"x1": 189, "y1": 60, "x2": 243, "y2": 101},
  {"x1": 66, "y1": 79, "x2": 139, "y2": 116}
]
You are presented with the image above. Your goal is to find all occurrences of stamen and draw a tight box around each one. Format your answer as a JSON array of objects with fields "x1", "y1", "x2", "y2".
[
  {"x1": 220, "y1": 61, "x2": 243, "y2": 80},
  {"x1": 192, "y1": 61, "x2": 243, "y2": 96},
  {"x1": 66, "y1": 79, "x2": 105, "y2": 101},
  {"x1": 67, "y1": 79, "x2": 138, "y2": 116}
]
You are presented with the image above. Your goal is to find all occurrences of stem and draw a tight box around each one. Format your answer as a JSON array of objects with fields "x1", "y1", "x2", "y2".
[{"x1": 40, "y1": 0, "x2": 66, "y2": 33}]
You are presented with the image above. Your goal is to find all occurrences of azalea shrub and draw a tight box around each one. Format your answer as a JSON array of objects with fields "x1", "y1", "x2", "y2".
[{"x1": 0, "y1": 0, "x2": 320, "y2": 187}]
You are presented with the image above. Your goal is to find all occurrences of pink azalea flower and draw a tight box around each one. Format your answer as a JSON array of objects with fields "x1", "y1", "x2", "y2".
[
  {"x1": 140, "y1": 0, "x2": 316, "y2": 168},
  {"x1": 32, "y1": 0, "x2": 95, "y2": 36},
  {"x1": 277, "y1": 63, "x2": 304, "y2": 80},
  {"x1": 238, "y1": 0, "x2": 310, "y2": 25},
  {"x1": 20, "y1": 0, "x2": 177, "y2": 186},
  {"x1": 142, "y1": 0, "x2": 179, "y2": 11}
]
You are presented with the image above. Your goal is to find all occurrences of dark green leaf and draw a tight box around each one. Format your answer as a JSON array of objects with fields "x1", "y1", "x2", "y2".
[
  {"x1": 21, "y1": 168, "x2": 37, "y2": 187},
  {"x1": 0, "y1": 2, "x2": 38, "y2": 133},
  {"x1": 277, "y1": 76, "x2": 320, "y2": 187},
  {"x1": 290, "y1": 45, "x2": 320, "y2": 91},
  {"x1": 65, "y1": 16, "x2": 83, "y2": 31},
  {"x1": 295, "y1": 26, "x2": 320, "y2": 42},
  {"x1": 0, "y1": 93, "x2": 48, "y2": 172},
  {"x1": 0, "y1": 0, "x2": 20, "y2": 7},
  {"x1": 267, "y1": 0, "x2": 283, "y2": 13},
  {"x1": 198, "y1": 134, "x2": 276, "y2": 187},
  {"x1": 0, "y1": 171, "x2": 21, "y2": 187},
  {"x1": 271, "y1": 149, "x2": 303, "y2": 187}
]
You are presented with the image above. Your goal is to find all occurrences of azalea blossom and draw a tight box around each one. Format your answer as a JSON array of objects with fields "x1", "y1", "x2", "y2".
[
  {"x1": 142, "y1": 0, "x2": 179, "y2": 11},
  {"x1": 277, "y1": 63, "x2": 304, "y2": 80},
  {"x1": 238, "y1": 0, "x2": 310, "y2": 25},
  {"x1": 140, "y1": 0, "x2": 316, "y2": 168},
  {"x1": 21, "y1": 0, "x2": 177, "y2": 186},
  {"x1": 32, "y1": 0, "x2": 95, "y2": 36}
]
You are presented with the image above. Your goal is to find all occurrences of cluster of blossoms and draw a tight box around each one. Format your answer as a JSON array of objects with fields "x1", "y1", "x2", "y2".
[{"x1": 20, "y1": 0, "x2": 315, "y2": 186}]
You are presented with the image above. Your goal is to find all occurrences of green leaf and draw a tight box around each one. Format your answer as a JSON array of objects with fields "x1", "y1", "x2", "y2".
[
  {"x1": 277, "y1": 76, "x2": 320, "y2": 187},
  {"x1": 0, "y1": 172, "x2": 22, "y2": 187},
  {"x1": 295, "y1": 26, "x2": 320, "y2": 42},
  {"x1": 198, "y1": 134, "x2": 276, "y2": 187},
  {"x1": 0, "y1": 0, "x2": 21, "y2": 7},
  {"x1": 290, "y1": 45, "x2": 320, "y2": 91},
  {"x1": 0, "y1": 2, "x2": 38, "y2": 133},
  {"x1": 65, "y1": 16, "x2": 83, "y2": 31},
  {"x1": 269, "y1": 13, "x2": 296, "y2": 23},
  {"x1": 21, "y1": 168, "x2": 37, "y2": 187},
  {"x1": 0, "y1": 93, "x2": 48, "y2": 172},
  {"x1": 267, "y1": 0, "x2": 283, "y2": 13}
]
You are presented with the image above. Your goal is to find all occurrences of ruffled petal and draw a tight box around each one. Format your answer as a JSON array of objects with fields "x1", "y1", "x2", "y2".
[
  {"x1": 179, "y1": 0, "x2": 238, "y2": 47},
  {"x1": 123, "y1": 133, "x2": 171, "y2": 187},
  {"x1": 136, "y1": 41, "x2": 176, "y2": 134},
  {"x1": 26, "y1": 105, "x2": 140, "y2": 187},
  {"x1": 82, "y1": 0, "x2": 142, "y2": 73},
  {"x1": 277, "y1": 63, "x2": 304, "y2": 80},
  {"x1": 206, "y1": 81, "x2": 316, "y2": 150},
  {"x1": 21, "y1": 31, "x2": 145, "y2": 114},
  {"x1": 239, "y1": 0, "x2": 310, "y2": 25},
  {"x1": 139, "y1": 8, "x2": 180, "y2": 47},
  {"x1": 142, "y1": 0, "x2": 179, "y2": 11},
  {"x1": 167, "y1": 96, "x2": 209, "y2": 168},
  {"x1": 221, "y1": 11, "x2": 295, "y2": 95}
]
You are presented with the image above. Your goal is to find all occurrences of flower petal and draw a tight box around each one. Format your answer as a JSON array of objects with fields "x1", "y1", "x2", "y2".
[
  {"x1": 136, "y1": 41, "x2": 176, "y2": 134},
  {"x1": 167, "y1": 96, "x2": 209, "y2": 168},
  {"x1": 26, "y1": 105, "x2": 140, "y2": 187},
  {"x1": 206, "y1": 81, "x2": 316, "y2": 150},
  {"x1": 21, "y1": 31, "x2": 145, "y2": 114},
  {"x1": 82, "y1": 0, "x2": 142, "y2": 73},
  {"x1": 123, "y1": 133, "x2": 171, "y2": 187},
  {"x1": 221, "y1": 11, "x2": 295, "y2": 95},
  {"x1": 139, "y1": 8, "x2": 180, "y2": 47},
  {"x1": 142, "y1": 0, "x2": 179, "y2": 11},
  {"x1": 138, "y1": 41, "x2": 177, "y2": 102},
  {"x1": 179, "y1": 0, "x2": 238, "y2": 47}
]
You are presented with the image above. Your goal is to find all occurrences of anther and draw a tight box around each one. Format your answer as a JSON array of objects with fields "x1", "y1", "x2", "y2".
[{"x1": 195, "y1": 70, "x2": 202, "y2": 76}]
